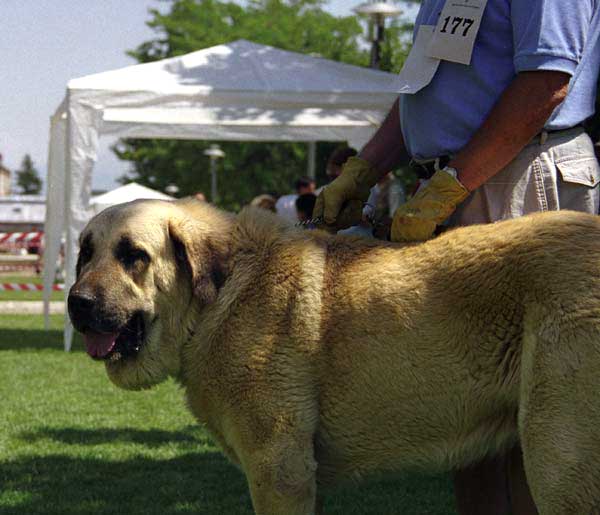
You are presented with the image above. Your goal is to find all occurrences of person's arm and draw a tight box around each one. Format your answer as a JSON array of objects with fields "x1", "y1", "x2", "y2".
[
  {"x1": 449, "y1": 70, "x2": 570, "y2": 191},
  {"x1": 359, "y1": 98, "x2": 411, "y2": 177}
]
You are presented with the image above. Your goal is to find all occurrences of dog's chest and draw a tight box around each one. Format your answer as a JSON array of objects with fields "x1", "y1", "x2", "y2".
[{"x1": 184, "y1": 381, "x2": 243, "y2": 466}]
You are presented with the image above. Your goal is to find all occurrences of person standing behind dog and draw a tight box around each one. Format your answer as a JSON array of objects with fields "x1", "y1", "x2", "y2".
[{"x1": 314, "y1": 1, "x2": 600, "y2": 514}]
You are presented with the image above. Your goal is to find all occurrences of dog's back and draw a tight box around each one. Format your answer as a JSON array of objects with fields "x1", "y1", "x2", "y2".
[{"x1": 282, "y1": 210, "x2": 600, "y2": 483}]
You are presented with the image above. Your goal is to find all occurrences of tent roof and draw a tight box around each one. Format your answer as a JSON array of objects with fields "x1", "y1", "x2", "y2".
[
  {"x1": 68, "y1": 39, "x2": 399, "y2": 99},
  {"x1": 89, "y1": 182, "x2": 173, "y2": 206}
]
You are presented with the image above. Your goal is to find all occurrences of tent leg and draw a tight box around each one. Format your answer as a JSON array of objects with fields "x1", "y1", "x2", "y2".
[
  {"x1": 307, "y1": 142, "x2": 316, "y2": 179},
  {"x1": 210, "y1": 158, "x2": 218, "y2": 203},
  {"x1": 64, "y1": 316, "x2": 74, "y2": 352}
]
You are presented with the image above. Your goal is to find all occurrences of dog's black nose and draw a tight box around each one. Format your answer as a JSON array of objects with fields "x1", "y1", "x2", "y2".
[{"x1": 68, "y1": 289, "x2": 96, "y2": 325}]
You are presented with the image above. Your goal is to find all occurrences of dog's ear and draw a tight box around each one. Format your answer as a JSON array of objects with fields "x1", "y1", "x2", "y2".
[{"x1": 168, "y1": 219, "x2": 226, "y2": 305}]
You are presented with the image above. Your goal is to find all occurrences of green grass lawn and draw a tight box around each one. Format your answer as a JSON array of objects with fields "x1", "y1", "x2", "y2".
[
  {"x1": 0, "y1": 274, "x2": 64, "y2": 302},
  {"x1": 0, "y1": 315, "x2": 456, "y2": 515}
]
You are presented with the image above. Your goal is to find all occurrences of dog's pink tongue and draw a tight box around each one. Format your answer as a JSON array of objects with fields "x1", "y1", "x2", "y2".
[{"x1": 84, "y1": 332, "x2": 118, "y2": 358}]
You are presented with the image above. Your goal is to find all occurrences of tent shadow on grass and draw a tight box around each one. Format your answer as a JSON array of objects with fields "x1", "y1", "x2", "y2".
[
  {"x1": 0, "y1": 452, "x2": 253, "y2": 515},
  {"x1": 0, "y1": 327, "x2": 83, "y2": 352},
  {"x1": 19, "y1": 426, "x2": 209, "y2": 449}
]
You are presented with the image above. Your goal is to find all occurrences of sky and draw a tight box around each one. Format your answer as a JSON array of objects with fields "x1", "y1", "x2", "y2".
[{"x1": 0, "y1": 0, "x2": 377, "y2": 192}]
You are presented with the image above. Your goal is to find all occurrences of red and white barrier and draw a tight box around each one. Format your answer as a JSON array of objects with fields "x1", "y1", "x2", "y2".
[
  {"x1": 0, "y1": 283, "x2": 64, "y2": 292},
  {"x1": 0, "y1": 231, "x2": 45, "y2": 272},
  {"x1": 0, "y1": 231, "x2": 43, "y2": 244}
]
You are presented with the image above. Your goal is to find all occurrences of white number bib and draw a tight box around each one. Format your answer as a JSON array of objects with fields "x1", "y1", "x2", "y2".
[
  {"x1": 395, "y1": 25, "x2": 440, "y2": 94},
  {"x1": 427, "y1": 0, "x2": 488, "y2": 65}
]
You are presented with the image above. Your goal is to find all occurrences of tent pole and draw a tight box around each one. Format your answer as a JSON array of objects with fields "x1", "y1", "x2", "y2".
[
  {"x1": 307, "y1": 142, "x2": 316, "y2": 179},
  {"x1": 204, "y1": 144, "x2": 224, "y2": 204}
]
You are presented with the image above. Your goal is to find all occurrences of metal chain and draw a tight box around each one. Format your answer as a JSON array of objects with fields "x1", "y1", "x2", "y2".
[
  {"x1": 295, "y1": 217, "x2": 323, "y2": 227},
  {"x1": 295, "y1": 203, "x2": 389, "y2": 230}
]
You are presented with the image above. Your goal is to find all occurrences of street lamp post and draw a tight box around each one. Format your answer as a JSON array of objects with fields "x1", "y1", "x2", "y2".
[
  {"x1": 354, "y1": 1, "x2": 403, "y2": 69},
  {"x1": 203, "y1": 144, "x2": 225, "y2": 203}
]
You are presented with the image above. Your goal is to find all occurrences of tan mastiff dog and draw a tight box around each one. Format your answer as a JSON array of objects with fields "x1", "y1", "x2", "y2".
[{"x1": 68, "y1": 199, "x2": 600, "y2": 515}]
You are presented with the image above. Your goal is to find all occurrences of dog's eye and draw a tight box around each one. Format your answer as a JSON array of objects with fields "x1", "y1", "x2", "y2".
[
  {"x1": 79, "y1": 245, "x2": 93, "y2": 263},
  {"x1": 115, "y1": 237, "x2": 150, "y2": 270},
  {"x1": 119, "y1": 248, "x2": 150, "y2": 269}
]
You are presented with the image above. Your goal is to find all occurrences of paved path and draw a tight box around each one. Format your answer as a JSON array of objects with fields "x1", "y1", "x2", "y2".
[{"x1": 0, "y1": 301, "x2": 65, "y2": 314}]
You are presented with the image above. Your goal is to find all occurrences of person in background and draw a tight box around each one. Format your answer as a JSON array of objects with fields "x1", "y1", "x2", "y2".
[
  {"x1": 314, "y1": 1, "x2": 600, "y2": 513},
  {"x1": 275, "y1": 176, "x2": 316, "y2": 222},
  {"x1": 250, "y1": 194, "x2": 277, "y2": 212},
  {"x1": 295, "y1": 193, "x2": 317, "y2": 227}
]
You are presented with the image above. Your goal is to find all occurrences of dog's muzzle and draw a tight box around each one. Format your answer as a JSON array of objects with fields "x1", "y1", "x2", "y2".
[{"x1": 68, "y1": 288, "x2": 146, "y2": 362}]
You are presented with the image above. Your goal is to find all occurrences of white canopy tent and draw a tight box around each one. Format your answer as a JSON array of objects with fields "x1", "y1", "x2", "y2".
[
  {"x1": 89, "y1": 182, "x2": 174, "y2": 216},
  {"x1": 43, "y1": 39, "x2": 402, "y2": 350}
]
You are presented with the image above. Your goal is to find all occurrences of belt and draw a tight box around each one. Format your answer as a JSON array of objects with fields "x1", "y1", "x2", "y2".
[{"x1": 409, "y1": 126, "x2": 583, "y2": 181}]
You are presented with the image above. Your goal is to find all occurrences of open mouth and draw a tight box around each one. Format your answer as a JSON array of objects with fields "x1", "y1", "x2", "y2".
[{"x1": 83, "y1": 312, "x2": 145, "y2": 362}]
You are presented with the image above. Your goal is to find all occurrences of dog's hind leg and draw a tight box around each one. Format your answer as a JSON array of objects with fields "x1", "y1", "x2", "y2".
[{"x1": 518, "y1": 312, "x2": 600, "y2": 514}]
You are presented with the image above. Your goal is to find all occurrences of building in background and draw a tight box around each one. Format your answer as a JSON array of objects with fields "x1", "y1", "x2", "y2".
[
  {"x1": 0, "y1": 195, "x2": 45, "y2": 233},
  {"x1": 0, "y1": 154, "x2": 11, "y2": 196}
]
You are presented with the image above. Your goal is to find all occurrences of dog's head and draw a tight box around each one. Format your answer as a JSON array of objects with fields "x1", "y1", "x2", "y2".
[{"x1": 68, "y1": 199, "x2": 229, "y2": 390}]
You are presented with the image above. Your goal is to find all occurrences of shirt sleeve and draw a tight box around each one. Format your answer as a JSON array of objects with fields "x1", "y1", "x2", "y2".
[{"x1": 511, "y1": 0, "x2": 595, "y2": 75}]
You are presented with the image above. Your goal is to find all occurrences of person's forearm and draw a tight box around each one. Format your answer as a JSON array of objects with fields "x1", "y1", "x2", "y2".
[
  {"x1": 449, "y1": 71, "x2": 570, "y2": 192},
  {"x1": 359, "y1": 98, "x2": 411, "y2": 178}
]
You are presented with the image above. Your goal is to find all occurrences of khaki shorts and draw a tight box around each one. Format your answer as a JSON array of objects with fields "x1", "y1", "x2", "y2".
[{"x1": 449, "y1": 127, "x2": 600, "y2": 227}]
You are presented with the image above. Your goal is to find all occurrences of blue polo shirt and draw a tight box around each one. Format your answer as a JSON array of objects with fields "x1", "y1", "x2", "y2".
[{"x1": 400, "y1": 0, "x2": 600, "y2": 160}]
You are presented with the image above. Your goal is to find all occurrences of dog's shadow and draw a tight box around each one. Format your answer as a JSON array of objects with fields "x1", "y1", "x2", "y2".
[{"x1": 6, "y1": 426, "x2": 455, "y2": 515}]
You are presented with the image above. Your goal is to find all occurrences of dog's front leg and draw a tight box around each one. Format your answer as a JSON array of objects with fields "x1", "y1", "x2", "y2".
[{"x1": 243, "y1": 435, "x2": 318, "y2": 515}]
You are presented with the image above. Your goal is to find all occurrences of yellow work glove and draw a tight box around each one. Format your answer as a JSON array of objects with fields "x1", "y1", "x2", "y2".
[
  {"x1": 313, "y1": 157, "x2": 379, "y2": 232},
  {"x1": 390, "y1": 169, "x2": 469, "y2": 242}
]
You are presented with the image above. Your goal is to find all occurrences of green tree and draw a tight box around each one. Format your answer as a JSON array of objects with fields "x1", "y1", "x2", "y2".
[
  {"x1": 114, "y1": 0, "x2": 415, "y2": 210},
  {"x1": 114, "y1": 138, "x2": 342, "y2": 210},
  {"x1": 129, "y1": 0, "x2": 367, "y2": 65},
  {"x1": 16, "y1": 154, "x2": 42, "y2": 195}
]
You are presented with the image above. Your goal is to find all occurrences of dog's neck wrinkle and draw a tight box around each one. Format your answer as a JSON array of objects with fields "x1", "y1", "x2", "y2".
[{"x1": 166, "y1": 307, "x2": 202, "y2": 385}]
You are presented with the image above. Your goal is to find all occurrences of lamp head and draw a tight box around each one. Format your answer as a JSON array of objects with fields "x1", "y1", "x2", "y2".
[{"x1": 353, "y1": 1, "x2": 403, "y2": 19}]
